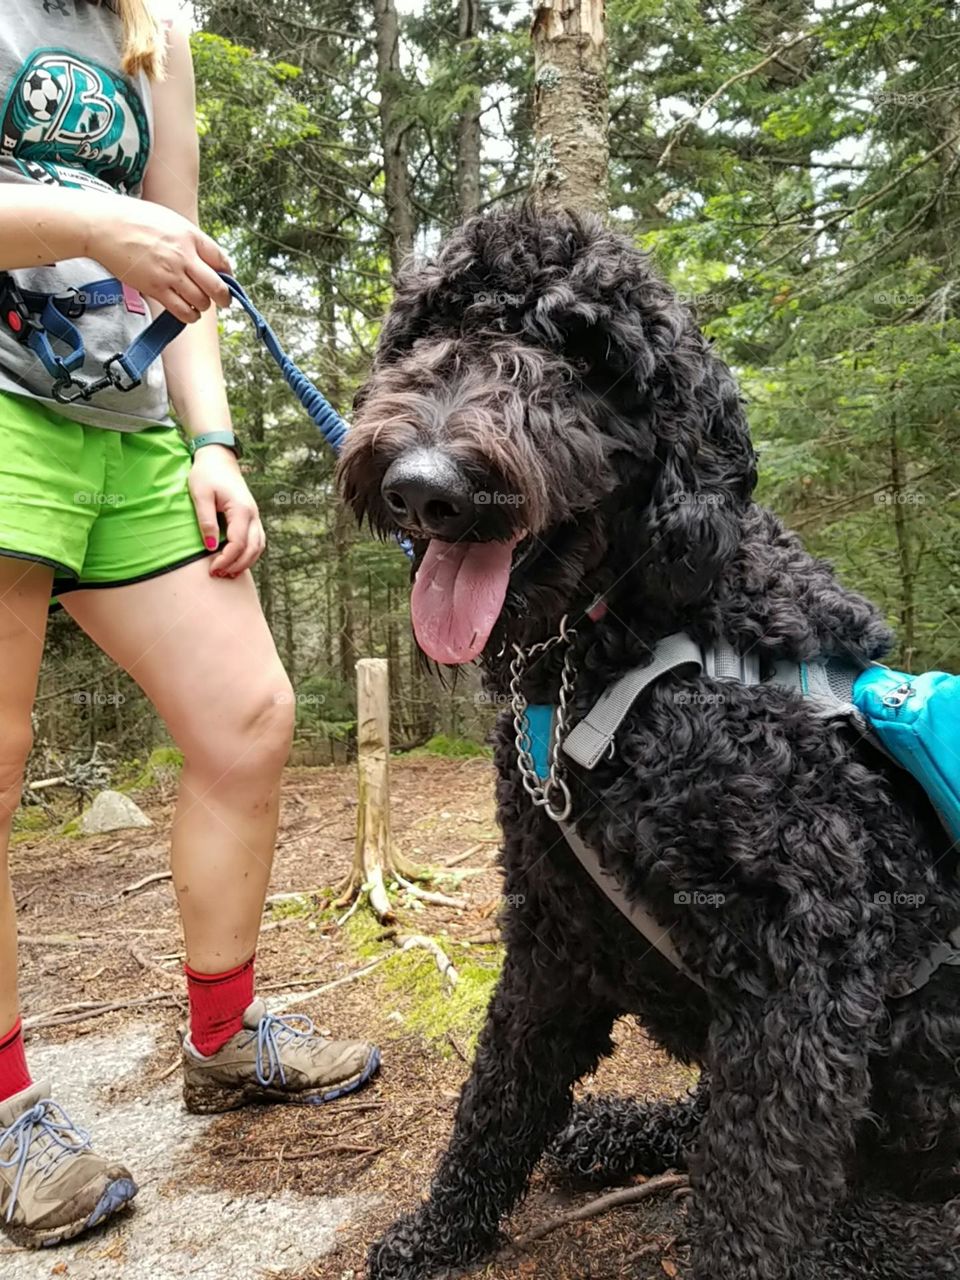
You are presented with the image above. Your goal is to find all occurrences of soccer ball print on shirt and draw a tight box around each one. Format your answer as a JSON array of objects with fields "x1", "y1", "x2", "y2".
[{"x1": 1, "y1": 48, "x2": 149, "y2": 194}]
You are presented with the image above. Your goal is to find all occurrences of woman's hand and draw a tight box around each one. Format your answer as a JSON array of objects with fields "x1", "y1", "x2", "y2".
[
  {"x1": 86, "y1": 193, "x2": 232, "y2": 324},
  {"x1": 188, "y1": 446, "x2": 265, "y2": 577}
]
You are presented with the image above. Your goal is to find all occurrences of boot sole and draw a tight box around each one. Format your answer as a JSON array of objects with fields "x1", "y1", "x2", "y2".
[
  {"x1": 2, "y1": 1177, "x2": 138, "y2": 1250},
  {"x1": 183, "y1": 1045, "x2": 382, "y2": 1115}
]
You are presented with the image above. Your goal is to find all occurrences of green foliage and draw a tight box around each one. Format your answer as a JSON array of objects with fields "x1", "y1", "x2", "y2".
[
  {"x1": 409, "y1": 736, "x2": 493, "y2": 760},
  {"x1": 120, "y1": 746, "x2": 185, "y2": 793}
]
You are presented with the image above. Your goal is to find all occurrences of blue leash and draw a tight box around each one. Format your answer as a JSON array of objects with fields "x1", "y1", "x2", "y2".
[{"x1": 0, "y1": 270, "x2": 349, "y2": 455}]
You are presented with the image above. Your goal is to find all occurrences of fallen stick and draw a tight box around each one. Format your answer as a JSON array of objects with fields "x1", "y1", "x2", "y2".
[
  {"x1": 509, "y1": 1173, "x2": 690, "y2": 1249},
  {"x1": 228, "y1": 1143, "x2": 384, "y2": 1164},
  {"x1": 117, "y1": 870, "x2": 172, "y2": 899},
  {"x1": 129, "y1": 942, "x2": 179, "y2": 986},
  {"x1": 444, "y1": 842, "x2": 487, "y2": 867},
  {"x1": 394, "y1": 874, "x2": 464, "y2": 908},
  {"x1": 397, "y1": 934, "x2": 459, "y2": 987},
  {"x1": 23, "y1": 993, "x2": 182, "y2": 1033},
  {"x1": 265, "y1": 955, "x2": 393, "y2": 1009}
]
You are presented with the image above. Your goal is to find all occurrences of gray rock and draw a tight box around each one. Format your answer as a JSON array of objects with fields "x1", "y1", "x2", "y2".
[{"x1": 81, "y1": 789, "x2": 153, "y2": 834}]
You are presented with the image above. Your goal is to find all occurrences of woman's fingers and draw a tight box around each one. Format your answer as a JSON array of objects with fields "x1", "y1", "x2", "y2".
[
  {"x1": 188, "y1": 259, "x2": 231, "y2": 310},
  {"x1": 228, "y1": 518, "x2": 266, "y2": 576},
  {"x1": 196, "y1": 230, "x2": 233, "y2": 277},
  {"x1": 210, "y1": 504, "x2": 253, "y2": 576},
  {"x1": 159, "y1": 287, "x2": 202, "y2": 324},
  {"x1": 170, "y1": 272, "x2": 209, "y2": 316}
]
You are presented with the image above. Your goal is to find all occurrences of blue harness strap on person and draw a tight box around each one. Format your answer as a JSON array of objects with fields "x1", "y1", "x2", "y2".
[{"x1": 0, "y1": 270, "x2": 349, "y2": 454}]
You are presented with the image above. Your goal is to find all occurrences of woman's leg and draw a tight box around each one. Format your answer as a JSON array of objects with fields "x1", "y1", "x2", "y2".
[
  {"x1": 0, "y1": 557, "x2": 138, "y2": 1249},
  {"x1": 63, "y1": 558, "x2": 294, "y2": 976},
  {"x1": 63, "y1": 558, "x2": 378, "y2": 1109},
  {"x1": 0, "y1": 558, "x2": 51, "y2": 1066}
]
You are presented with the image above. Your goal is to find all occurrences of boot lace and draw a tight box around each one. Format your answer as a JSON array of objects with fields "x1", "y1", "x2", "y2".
[
  {"x1": 0, "y1": 1100, "x2": 91, "y2": 1223},
  {"x1": 250, "y1": 1012, "x2": 323, "y2": 1087}
]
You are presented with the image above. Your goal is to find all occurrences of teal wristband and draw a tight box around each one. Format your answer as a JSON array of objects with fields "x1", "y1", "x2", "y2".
[{"x1": 190, "y1": 431, "x2": 243, "y2": 459}]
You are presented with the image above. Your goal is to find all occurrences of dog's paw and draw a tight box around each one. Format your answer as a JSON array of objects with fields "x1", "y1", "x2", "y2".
[
  {"x1": 368, "y1": 1216, "x2": 428, "y2": 1280},
  {"x1": 368, "y1": 1211, "x2": 498, "y2": 1280}
]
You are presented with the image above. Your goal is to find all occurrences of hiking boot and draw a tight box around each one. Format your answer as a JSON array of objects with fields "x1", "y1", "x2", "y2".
[
  {"x1": 181, "y1": 999, "x2": 380, "y2": 1114},
  {"x1": 0, "y1": 1081, "x2": 137, "y2": 1248}
]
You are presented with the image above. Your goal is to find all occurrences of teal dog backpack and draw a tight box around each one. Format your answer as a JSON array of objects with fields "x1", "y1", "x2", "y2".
[{"x1": 848, "y1": 665, "x2": 960, "y2": 845}]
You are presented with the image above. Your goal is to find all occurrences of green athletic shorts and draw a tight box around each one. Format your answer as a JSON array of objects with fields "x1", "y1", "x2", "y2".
[{"x1": 0, "y1": 392, "x2": 211, "y2": 598}]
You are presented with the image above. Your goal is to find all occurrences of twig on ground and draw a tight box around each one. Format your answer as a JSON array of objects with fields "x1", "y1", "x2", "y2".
[
  {"x1": 129, "y1": 942, "x2": 179, "y2": 987},
  {"x1": 397, "y1": 934, "x2": 459, "y2": 987},
  {"x1": 444, "y1": 841, "x2": 495, "y2": 867},
  {"x1": 24, "y1": 993, "x2": 182, "y2": 1033},
  {"x1": 226, "y1": 1143, "x2": 385, "y2": 1164},
  {"x1": 394, "y1": 874, "x2": 464, "y2": 908},
  {"x1": 446, "y1": 1031, "x2": 470, "y2": 1064},
  {"x1": 508, "y1": 1173, "x2": 690, "y2": 1250},
  {"x1": 19, "y1": 934, "x2": 101, "y2": 948},
  {"x1": 116, "y1": 870, "x2": 172, "y2": 899},
  {"x1": 264, "y1": 955, "x2": 393, "y2": 1009}
]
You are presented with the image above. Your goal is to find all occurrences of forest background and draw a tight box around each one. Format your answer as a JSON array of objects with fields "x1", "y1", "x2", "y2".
[{"x1": 29, "y1": 0, "x2": 960, "y2": 791}]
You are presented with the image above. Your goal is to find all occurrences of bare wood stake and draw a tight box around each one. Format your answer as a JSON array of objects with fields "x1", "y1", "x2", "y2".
[{"x1": 509, "y1": 1173, "x2": 690, "y2": 1250}]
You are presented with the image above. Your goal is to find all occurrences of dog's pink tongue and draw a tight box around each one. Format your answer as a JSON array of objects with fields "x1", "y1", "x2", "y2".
[{"x1": 411, "y1": 538, "x2": 518, "y2": 664}]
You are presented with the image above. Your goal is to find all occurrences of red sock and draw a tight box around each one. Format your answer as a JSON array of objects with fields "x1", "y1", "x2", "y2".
[
  {"x1": 0, "y1": 1019, "x2": 32, "y2": 1102},
  {"x1": 185, "y1": 957, "x2": 255, "y2": 1057}
]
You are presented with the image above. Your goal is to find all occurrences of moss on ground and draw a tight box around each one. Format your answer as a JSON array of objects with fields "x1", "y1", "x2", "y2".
[
  {"x1": 407, "y1": 735, "x2": 492, "y2": 760},
  {"x1": 341, "y1": 900, "x2": 502, "y2": 1055},
  {"x1": 118, "y1": 745, "x2": 185, "y2": 792}
]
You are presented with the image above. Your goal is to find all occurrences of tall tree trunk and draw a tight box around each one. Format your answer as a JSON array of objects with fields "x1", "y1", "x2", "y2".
[
  {"x1": 374, "y1": 0, "x2": 415, "y2": 275},
  {"x1": 531, "y1": 0, "x2": 609, "y2": 216},
  {"x1": 457, "y1": 0, "x2": 482, "y2": 217}
]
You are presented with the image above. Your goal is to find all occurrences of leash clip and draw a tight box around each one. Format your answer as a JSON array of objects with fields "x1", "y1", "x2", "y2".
[{"x1": 103, "y1": 353, "x2": 142, "y2": 393}]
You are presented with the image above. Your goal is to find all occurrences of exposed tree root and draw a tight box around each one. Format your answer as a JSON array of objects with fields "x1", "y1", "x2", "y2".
[{"x1": 508, "y1": 1172, "x2": 690, "y2": 1250}]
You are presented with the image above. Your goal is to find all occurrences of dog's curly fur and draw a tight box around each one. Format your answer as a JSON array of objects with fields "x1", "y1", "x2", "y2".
[{"x1": 338, "y1": 207, "x2": 960, "y2": 1280}]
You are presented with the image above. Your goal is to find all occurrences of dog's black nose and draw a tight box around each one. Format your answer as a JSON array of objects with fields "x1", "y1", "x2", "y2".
[{"x1": 381, "y1": 449, "x2": 476, "y2": 540}]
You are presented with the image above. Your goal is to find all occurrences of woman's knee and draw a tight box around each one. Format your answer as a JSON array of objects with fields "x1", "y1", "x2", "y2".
[
  {"x1": 0, "y1": 722, "x2": 34, "y2": 826},
  {"x1": 185, "y1": 673, "x2": 295, "y2": 786}
]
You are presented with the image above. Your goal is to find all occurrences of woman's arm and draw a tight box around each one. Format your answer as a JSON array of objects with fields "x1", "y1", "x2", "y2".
[
  {"x1": 0, "y1": 183, "x2": 230, "y2": 321},
  {"x1": 142, "y1": 18, "x2": 264, "y2": 578}
]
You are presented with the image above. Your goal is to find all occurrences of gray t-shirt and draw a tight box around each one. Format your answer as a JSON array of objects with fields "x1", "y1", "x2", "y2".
[{"x1": 0, "y1": 0, "x2": 171, "y2": 430}]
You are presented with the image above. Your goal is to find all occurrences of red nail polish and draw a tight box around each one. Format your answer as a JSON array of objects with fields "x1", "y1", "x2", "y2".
[{"x1": 205, "y1": 537, "x2": 218, "y2": 550}]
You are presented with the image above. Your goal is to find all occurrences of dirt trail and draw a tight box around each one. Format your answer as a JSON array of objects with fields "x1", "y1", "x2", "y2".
[{"x1": 8, "y1": 758, "x2": 692, "y2": 1280}]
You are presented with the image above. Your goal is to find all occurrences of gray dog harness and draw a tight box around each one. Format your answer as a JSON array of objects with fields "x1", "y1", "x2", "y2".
[{"x1": 515, "y1": 629, "x2": 960, "y2": 998}]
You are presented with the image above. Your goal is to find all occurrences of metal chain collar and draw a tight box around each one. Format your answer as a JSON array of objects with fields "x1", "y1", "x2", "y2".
[{"x1": 509, "y1": 615, "x2": 578, "y2": 822}]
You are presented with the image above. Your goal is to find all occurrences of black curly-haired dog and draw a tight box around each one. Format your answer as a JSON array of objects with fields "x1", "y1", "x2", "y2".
[{"x1": 337, "y1": 206, "x2": 960, "y2": 1280}]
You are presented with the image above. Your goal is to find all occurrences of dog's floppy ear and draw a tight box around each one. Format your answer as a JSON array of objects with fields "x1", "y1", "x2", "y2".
[{"x1": 515, "y1": 215, "x2": 757, "y2": 607}]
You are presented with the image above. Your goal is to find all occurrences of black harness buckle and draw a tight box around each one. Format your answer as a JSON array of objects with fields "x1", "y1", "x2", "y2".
[
  {"x1": 51, "y1": 288, "x2": 87, "y2": 321},
  {"x1": 0, "y1": 275, "x2": 39, "y2": 345}
]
